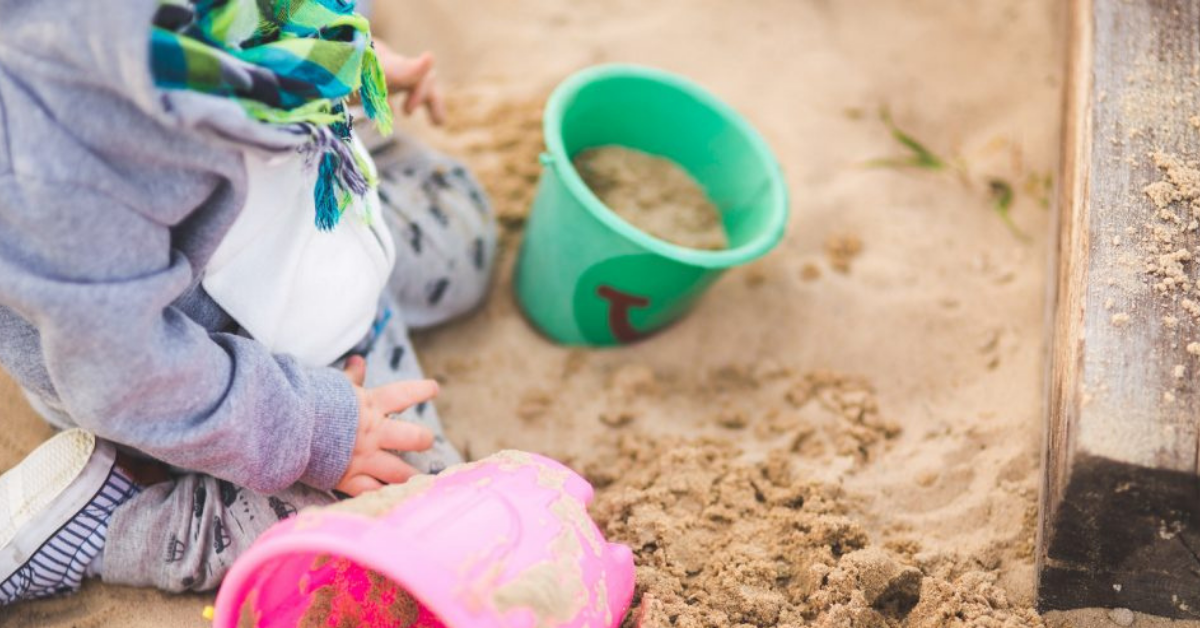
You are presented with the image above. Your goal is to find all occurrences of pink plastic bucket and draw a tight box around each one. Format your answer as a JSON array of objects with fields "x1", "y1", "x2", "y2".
[{"x1": 212, "y1": 451, "x2": 635, "y2": 628}]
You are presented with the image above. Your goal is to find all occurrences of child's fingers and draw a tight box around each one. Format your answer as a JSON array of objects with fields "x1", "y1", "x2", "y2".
[
  {"x1": 338, "y1": 474, "x2": 384, "y2": 497},
  {"x1": 403, "y1": 70, "x2": 435, "y2": 117},
  {"x1": 425, "y1": 81, "x2": 446, "y2": 126},
  {"x1": 342, "y1": 355, "x2": 367, "y2": 386},
  {"x1": 371, "y1": 379, "x2": 440, "y2": 414},
  {"x1": 364, "y1": 451, "x2": 421, "y2": 484},
  {"x1": 386, "y1": 51, "x2": 433, "y2": 91},
  {"x1": 380, "y1": 421, "x2": 435, "y2": 453}
]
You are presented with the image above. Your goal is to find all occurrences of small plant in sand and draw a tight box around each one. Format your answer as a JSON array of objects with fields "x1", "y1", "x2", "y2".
[
  {"x1": 863, "y1": 109, "x2": 947, "y2": 172},
  {"x1": 987, "y1": 178, "x2": 1031, "y2": 242},
  {"x1": 862, "y1": 107, "x2": 1041, "y2": 241}
]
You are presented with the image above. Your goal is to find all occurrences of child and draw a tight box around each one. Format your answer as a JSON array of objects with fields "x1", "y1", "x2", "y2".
[{"x1": 0, "y1": 0, "x2": 495, "y2": 601}]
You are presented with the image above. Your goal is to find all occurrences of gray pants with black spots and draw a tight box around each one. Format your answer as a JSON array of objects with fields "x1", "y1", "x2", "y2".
[{"x1": 100, "y1": 135, "x2": 496, "y2": 592}]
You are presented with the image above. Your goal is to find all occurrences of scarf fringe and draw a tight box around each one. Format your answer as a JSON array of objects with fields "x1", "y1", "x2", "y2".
[
  {"x1": 306, "y1": 121, "x2": 373, "y2": 231},
  {"x1": 360, "y1": 44, "x2": 394, "y2": 137},
  {"x1": 314, "y1": 152, "x2": 341, "y2": 232}
]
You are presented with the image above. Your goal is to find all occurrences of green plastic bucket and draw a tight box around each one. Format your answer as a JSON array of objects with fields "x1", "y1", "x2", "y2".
[{"x1": 514, "y1": 64, "x2": 789, "y2": 346}]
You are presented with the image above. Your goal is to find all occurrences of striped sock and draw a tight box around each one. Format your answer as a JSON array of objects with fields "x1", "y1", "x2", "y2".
[{"x1": 0, "y1": 467, "x2": 140, "y2": 604}]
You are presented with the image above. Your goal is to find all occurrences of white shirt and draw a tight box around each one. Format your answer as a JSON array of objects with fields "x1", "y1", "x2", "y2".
[{"x1": 203, "y1": 137, "x2": 396, "y2": 367}]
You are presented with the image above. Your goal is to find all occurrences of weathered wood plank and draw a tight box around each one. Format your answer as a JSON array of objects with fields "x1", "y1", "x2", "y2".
[{"x1": 1039, "y1": 0, "x2": 1200, "y2": 617}]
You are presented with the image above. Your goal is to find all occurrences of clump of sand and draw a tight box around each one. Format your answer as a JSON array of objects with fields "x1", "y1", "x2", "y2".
[
  {"x1": 825, "y1": 233, "x2": 864, "y2": 273},
  {"x1": 574, "y1": 146, "x2": 728, "y2": 250},
  {"x1": 588, "y1": 436, "x2": 1043, "y2": 628},
  {"x1": 1132, "y1": 153, "x2": 1200, "y2": 389},
  {"x1": 236, "y1": 555, "x2": 421, "y2": 628},
  {"x1": 439, "y1": 92, "x2": 547, "y2": 235},
  {"x1": 293, "y1": 556, "x2": 419, "y2": 628},
  {"x1": 1142, "y1": 152, "x2": 1200, "y2": 295}
]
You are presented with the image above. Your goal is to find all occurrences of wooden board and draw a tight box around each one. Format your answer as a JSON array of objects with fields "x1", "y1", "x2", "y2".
[{"x1": 1039, "y1": 0, "x2": 1200, "y2": 617}]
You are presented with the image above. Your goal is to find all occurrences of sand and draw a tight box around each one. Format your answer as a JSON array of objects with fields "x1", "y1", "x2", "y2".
[
  {"x1": 291, "y1": 557, "x2": 419, "y2": 628},
  {"x1": 2, "y1": 1, "x2": 1195, "y2": 628},
  {"x1": 1143, "y1": 153, "x2": 1200, "y2": 330},
  {"x1": 590, "y1": 436, "x2": 1040, "y2": 627},
  {"x1": 573, "y1": 146, "x2": 728, "y2": 250}
]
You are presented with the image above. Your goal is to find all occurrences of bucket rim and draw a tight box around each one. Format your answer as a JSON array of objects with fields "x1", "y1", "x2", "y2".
[
  {"x1": 212, "y1": 511, "x2": 470, "y2": 628},
  {"x1": 542, "y1": 63, "x2": 790, "y2": 270}
]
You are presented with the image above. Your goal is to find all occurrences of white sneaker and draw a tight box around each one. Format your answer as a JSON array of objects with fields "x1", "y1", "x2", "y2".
[{"x1": 0, "y1": 429, "x2": 140, "y2": 604}]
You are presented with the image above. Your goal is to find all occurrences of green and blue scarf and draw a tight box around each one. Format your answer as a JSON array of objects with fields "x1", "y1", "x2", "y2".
[{"x1": 150, "y1": 0, "x2": 392, "y2": 231}]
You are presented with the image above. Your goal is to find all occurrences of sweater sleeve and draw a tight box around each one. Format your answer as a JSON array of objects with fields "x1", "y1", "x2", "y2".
[{"x1": 0, "y1": 175, "x2": 359, "y2": 493}]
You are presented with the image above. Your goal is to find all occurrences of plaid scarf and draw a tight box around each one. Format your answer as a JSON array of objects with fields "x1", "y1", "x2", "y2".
[{"x1": 150, "y1": 0, "x2": 393, "y2": 231}]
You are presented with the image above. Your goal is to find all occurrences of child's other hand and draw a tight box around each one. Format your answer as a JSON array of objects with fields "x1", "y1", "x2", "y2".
[
  {"x1": 375, "y1": 41, "x2": 446, "y2": 126},
  {"x1": 335, "y1": 355, "x2": 437, "y2": 496}
]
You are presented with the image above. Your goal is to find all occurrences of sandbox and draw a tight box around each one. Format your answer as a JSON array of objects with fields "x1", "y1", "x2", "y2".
[{"x1": 4, "y1": 1, "x2": 1196, "y2": 627}]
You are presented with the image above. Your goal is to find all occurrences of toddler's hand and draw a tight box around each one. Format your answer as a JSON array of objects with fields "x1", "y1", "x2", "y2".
[
  {"x1": 334, "y1": 355, "x2": 437, "y2": 496},
  {"x1": 374, "y1": 41, "x2": 446, "y2": 126}
]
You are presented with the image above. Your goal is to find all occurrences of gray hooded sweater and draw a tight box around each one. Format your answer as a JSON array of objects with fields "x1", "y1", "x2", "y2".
[{"x1": 0, "y1": 0, "x2": 361, "y2": 493}]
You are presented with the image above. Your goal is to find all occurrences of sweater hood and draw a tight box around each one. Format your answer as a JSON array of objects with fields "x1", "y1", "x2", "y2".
[
  {"x1": 0, "y1": 0, "x2": 307, "y2": 152},
  {"x1": 0, "y1": 0, "x2": 162, "y2": 112}
]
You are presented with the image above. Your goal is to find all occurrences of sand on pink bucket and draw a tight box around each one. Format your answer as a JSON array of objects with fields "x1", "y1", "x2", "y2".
[{"x1": 231, "y1": 452, "x2": 631, "y2": 628}]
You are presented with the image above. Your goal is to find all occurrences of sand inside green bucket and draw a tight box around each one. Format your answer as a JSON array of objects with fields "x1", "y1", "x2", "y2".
[{"x1": 573, "y1": 146, "x2": 728, "y2": 250}]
